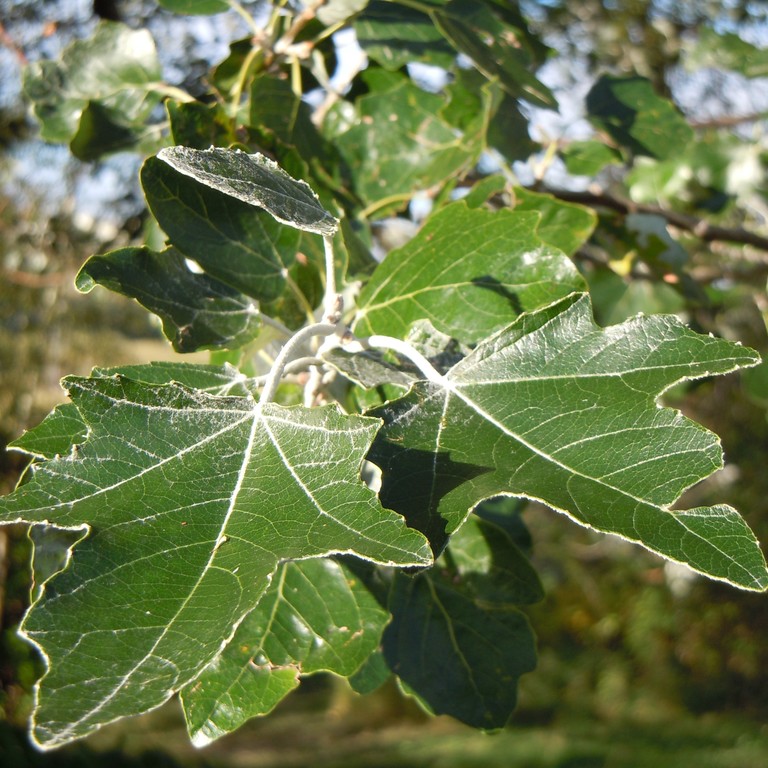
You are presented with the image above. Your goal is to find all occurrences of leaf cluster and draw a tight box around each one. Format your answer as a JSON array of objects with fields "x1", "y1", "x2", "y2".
[{"x1": 3, "y1": 0, "x2": 768, "y2": 751}]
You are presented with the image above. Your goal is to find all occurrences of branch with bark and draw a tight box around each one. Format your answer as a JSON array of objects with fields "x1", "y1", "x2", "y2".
[{"x1": 543, "y1": 186, "x2": 768, "y2": 253}]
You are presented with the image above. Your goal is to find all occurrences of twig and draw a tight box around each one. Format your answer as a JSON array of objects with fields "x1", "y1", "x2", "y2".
[
  {"x1": 259, "y1": 323, "x2": 337, "y2": 404},
  {"x1": 350, "y1": 335, "x2": 445, "y2": 384},
  {"x1": 690, "y1": 112, "x2": 768, "y2": 129},
  {"x1": 0, "y1": 22, "x2": 27, "y2": 65},
  {"x1": 542, "y1": 187, "x2": 768, "y2": 252}
]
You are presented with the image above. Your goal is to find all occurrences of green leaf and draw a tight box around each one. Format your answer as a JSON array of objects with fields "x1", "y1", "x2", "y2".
[
  {"x1": 511, "y1": 188, "x2": 597, "y2": 256},
  {"x1": 335, "y1": 75, "x2": 479, "y2": 212},
  {"x1": 383, "y1": 571, "x2": 537, "y2": 729},
  {"x1": 68, "y1": 101, "x2": 144, "y2": 161},
  {"x1": 441, "y1": 70, "x2": 530, "y2": 164},
  {"x1": 0, "y1": 377, "x2": 430, "y2": 748},
  {"x1": 445, "y1": 509, "x2": 543, "y2": 607},
  {"x1": 432, "y1": 0, "x2": 555, "y2": 107},
  {"x1": 22, "y1": 21, "x2": 161, "y2": 151},
  {"x1": 354, "y1": 202, "x2": 586, "y2": 345},
  {"x1": 181, "y1": 557, "x2": 389, "y2": 745},
  {"x1": 321, "y1": 348, "x2": 416, "y2": 390},
  {"x1": 10, "y1": 363, "x2": 256, "y2": 461},
  {"x1": 157, "y1": 147, "x2": 339, "y2": 236},
  {"x1": 685, "y1": 27, "x2": 768, "y2": 79},
  {"x1": 246, "y1": 75, "x2": 348, "y2": 207},
  {"x1": 141, "y1": 156, "x2": 300, "y2": 303},
  {"x1": 462, "y1": 175, "x2": 507, "y2": 209},
  {"x1": 367, "y1": 293, "x2": 767, "y2": 590},
  {"x1": 167, "y1": 100, "x2": 237, "y2": 149},
  {"x1": 586, "y1": 76, "x2": 694, "y2": 160},
  {"x1": 11, "y1": 404, "x2": 88, "y2": 460},
  {"x1": 562, "y1": 140, "x2": 622, "y2": 176},
  {"x1": 354, "y1": 2, "x2": 456, "y2": 70},
  {"x1": 76, "y1": 246, "x2": 262, "y2": 353},
  {"x1": 157, "y1": 0, "x2": 230, "y2": 13},
  {"x1": 90, "y1": 362, "x2": 254, "y2": 395}
]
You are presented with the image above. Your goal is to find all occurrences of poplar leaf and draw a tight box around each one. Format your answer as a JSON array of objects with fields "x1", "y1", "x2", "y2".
[
  {"x1": 0, "y1": 377, "x2": 430, "y2": 749},
  {"x1": 368, "y1": 293, "x2": 767, "y2": 591},
  {"x1": 157, "y1": 146, "x2": 338, "y2": 236}
]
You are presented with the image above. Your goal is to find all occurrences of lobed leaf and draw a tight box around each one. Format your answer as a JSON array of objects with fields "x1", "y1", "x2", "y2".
[
  {"x1": 0, "y1": 377, "x2": 430, "y2": 748},
  {"x1": 368, "y1": 293, "x2": 768, "y2": 590}
]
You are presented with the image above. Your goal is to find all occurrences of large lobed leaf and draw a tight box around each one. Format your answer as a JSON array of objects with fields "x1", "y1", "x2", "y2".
[
  {"x1": 0, "y1": 376, "x2": 430, "y2": 749},
  {"x1": 368, "y1": 293, "x2": 768, "y2": 591}
]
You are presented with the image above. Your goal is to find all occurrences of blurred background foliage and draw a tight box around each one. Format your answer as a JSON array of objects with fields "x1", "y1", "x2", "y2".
[{"x1": 1, "y1": 0, "x2": 768, "y2": 765}]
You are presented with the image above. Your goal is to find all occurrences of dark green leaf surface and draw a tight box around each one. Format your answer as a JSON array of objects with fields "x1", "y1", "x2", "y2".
[
  {"x1": 167, "y1": 100, "x2": 236, "y2": 149},
  {"x1": 0, "y1": 378, "x2": 430, "y2": 748},
  {"x1": 76, "y1": 246, "x2": 262, "y2": 352},
  {"x1": 354, "y1": 202, "x2": 585, "y2": 344},
  {"x1": 157, "y1": 147, "x2": 338, "y2": 236},
  {"x1": 22, "y1": 21, "x2": 161, "y2": 148},
  {"x1": 355, "y1": 2, "x2": 456, "y2": 70},
  {"x1": 445, "y1": 513, "x2": 543, "y2": 606},
  {"x1": 141, "y1": 156, "x2": 301, "y2": 302},
  {"x1": 368, "y1": 293, "x2": 767, "y2": 590},
  {"x1": 586, "y1": 76, "x2": 694, "y2": 160},
  {"x1": 432, "y1": 0, "x2": 554, "y2": 107},
  {"x1": 181, "y1": 557, "x2": 389, "y2": 745},
  {"x1": 383, "y1": 572, "x2": 537, "y2": 729}
]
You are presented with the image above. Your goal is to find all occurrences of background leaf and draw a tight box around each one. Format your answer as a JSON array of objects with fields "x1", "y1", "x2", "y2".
[
  {"x1": 354, "y1": 202, "x2": 586, "y2": 344},
  {"x1": 586, "y1": 76, "x2": 694, "y2": 160},
  {"x1": 76, "y1": 246, "x2": 262, "y2": 352},
  {"x1": 383, "y1": 570, "x2": 537, "y2": 729},
  {"x1": 22, "y1": 21, "x2": 161, "y2": 154},
  {"x1": 181, "y1": 556, "x2": 389, "y2": 745},
  {"x1": 335, "y1": 75, "x2": 479, "y2": 212}
]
